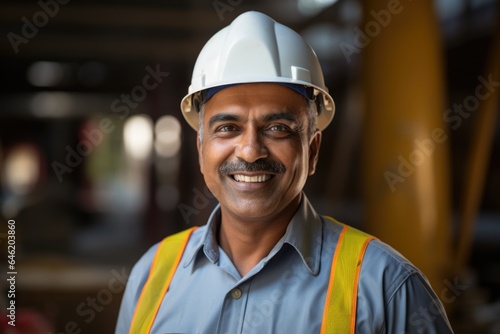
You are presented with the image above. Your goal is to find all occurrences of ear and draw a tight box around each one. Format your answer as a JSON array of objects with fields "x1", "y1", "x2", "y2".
[
  {"x1": 197, "y1": 133, "x2": 204, "y2": 175},
  {"x1": 308, "y1": 130, "x2": 322, "y2": 176}
]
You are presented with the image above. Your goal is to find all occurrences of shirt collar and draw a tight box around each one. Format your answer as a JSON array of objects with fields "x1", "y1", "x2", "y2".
[
  {"x1": 183, "y1": 193, "x2": 323, "y2": 275},
  {"x1": 281, "y1": 193, "x2": 323, "y2": 274}
]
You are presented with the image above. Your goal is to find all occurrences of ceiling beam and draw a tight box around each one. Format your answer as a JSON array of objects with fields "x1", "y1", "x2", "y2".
[{"x1": 0, "y1": 4, "x2": 225, "y2": 31}]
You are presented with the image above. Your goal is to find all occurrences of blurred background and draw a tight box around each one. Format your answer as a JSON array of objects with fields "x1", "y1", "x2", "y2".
[{"x1": 0, "y1": 0, "x2": 499, "y2": 333}]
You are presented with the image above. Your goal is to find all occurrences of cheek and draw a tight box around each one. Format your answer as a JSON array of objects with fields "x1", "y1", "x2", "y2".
[
  {"x1": 200, "y1": 140, "x2": 231, "y2": 176},
  {"x1": 294, "y1": 146, "x2": 312, "y2": 180},
  {"x1": 272, "y1": 144, "x2": 307, "y2": 174}
]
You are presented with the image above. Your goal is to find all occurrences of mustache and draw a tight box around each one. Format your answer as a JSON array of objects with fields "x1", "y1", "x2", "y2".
[{"x1": 219, "y1": 159, "x2": 286, "y2": 175}]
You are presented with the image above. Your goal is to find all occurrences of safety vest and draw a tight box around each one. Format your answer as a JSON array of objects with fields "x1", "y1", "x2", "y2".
[{"x1": 129, "y1": 217, "x2": 375, "y2": 334}]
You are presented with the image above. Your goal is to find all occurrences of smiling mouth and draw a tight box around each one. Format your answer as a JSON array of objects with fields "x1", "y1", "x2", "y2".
[{"x1": 231, "y1": 174, "x2": 274, "y2": 183}]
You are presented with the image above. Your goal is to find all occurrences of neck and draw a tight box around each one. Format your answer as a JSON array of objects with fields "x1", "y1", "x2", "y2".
[{"x1": 218, "y1": 196, "x2": 301, "y2": 277}]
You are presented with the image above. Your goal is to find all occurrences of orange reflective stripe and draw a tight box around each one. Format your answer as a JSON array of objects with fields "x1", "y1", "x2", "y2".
[
  {"x1": 321, "y1": 217, "x2": 376, "y2": 334},
  {"x1": 129, "y1": 227, "x2": 197, "y2": 334}
]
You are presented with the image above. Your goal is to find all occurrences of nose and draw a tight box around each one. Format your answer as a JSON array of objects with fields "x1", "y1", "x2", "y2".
[{"x1": 234, "y1": 127, "x2": 268, "y2": 163}]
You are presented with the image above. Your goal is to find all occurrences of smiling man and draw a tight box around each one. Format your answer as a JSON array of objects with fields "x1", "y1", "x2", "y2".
[
  {"x1": 199, "y1": 83, "x2": 321, "y2": 277},
  {"x1": 115, "y1": 11, "x2": 454, "y2": 334}
]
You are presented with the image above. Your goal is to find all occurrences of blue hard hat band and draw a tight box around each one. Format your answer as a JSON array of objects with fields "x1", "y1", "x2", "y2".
[{"x1": 202, "y1": 83, "x2": 315, "y2": 103}]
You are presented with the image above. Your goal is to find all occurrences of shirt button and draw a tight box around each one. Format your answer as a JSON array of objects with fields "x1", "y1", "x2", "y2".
[{"x1": 230, "y1": 288, "x2": 242, "y2": 300}]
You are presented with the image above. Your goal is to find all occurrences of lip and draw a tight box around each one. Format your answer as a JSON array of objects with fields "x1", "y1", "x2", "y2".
[{"x1": 226, "y1": 172, "x2": 275, "y2": 190}]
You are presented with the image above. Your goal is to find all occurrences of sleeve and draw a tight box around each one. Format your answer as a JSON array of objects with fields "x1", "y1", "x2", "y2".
[
  {"x1": 355, "y1": 240, "x2": 455, "y2": 334},
  {"x1": 382, "y1": 272, "x2": 454, "y2": 334},
  {"x1": 114, "y1": 267, "x2": 137, "y2": 334}
]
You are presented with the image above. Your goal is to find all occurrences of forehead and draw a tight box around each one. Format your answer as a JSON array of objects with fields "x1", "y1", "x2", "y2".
[{"x1": 203, "y1": 83, "x2": 309, "y2": 119}]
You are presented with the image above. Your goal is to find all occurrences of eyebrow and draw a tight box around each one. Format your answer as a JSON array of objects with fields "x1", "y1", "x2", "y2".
[
  {"x1": 207, "y1": 111, "x2": 298, "y2": 129},
  {"x1": 208, "y1": 113, "x2": 240, "y2": 129},
  {"x1": 262, "y1": 112, "x2": 297, "y2": 123}
]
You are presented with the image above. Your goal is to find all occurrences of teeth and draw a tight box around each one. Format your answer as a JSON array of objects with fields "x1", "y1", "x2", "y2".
[{"x1": 233, "y1": 174, "x2": 272, "y2": 183}]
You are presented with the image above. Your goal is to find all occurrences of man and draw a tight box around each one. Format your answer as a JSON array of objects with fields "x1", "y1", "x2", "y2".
[{"x1": 116, "y1": 11, "x2": 454, "y2": 333}]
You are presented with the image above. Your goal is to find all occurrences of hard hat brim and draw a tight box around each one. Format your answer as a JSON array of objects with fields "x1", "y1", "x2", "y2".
[{"x1": 180, "y1": 80, "x2": 335, "y2": 132}]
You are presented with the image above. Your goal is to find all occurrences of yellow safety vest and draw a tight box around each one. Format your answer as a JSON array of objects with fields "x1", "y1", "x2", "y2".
[{"x1": 129, "y1": 217, "x2": 375, "y2": 334}]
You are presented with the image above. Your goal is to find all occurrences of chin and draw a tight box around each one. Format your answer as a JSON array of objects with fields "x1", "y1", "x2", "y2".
[{"x1": 222, "y1": 195, "x2": 293, "y2": 221}]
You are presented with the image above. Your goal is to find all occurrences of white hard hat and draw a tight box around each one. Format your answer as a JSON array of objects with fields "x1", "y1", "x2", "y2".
[{"x1": 180, "y1": 11, "x2": 335, "y2": 131}]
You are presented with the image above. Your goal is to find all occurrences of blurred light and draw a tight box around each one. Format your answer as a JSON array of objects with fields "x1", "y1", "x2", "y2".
[
  {"x1": 155, "y1": 115, "x2": 182, "y2": 158},
  {"x1": 298, "y1": 0, "x2": 338, "y2": 16},
  {"x1": 302, "y1": 24, "x2": 342, "y2": 60},
  {"x1": 338, "y1": 0, "x2": 362, "y2": 24},
  {"x1": 124, "y1": 114, "x2": 154, "y2": 160},
  {"x1": 4, "y1": 145, "x2": 40, "y2": 195},
  {"x1": 156, "y1": 185, "x2": 179, "y2": 211},
  {"x1": 434, "y1": 0, "x2": 466, "y2": 20},
  {"x1": 27, "y1": 61, "x2": 67, "y2": 87},
  {"x1": 30, "y1": 92, "x2": 75, "y2": 117},
  {"x1": 78, "y1": 62, "x2": 107, "y2": 87}
]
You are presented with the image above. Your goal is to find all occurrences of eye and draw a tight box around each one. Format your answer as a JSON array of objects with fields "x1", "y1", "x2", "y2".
[
  {"x1": 268, "y1": 124, "x2": 291, "y2": 132},
  {"x1": 215, "y1": 124, "x2": 239, "y2": 133},
  {"x1": 265, "y1": 124, "x2": 295, "y2": 138},
  {"x1": 218, "y1": 125, "x2": 235, "y2": 132}
]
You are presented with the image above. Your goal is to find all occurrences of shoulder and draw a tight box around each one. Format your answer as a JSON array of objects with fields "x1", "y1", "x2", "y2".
[
  {"x1": 127, "y1": 226, "x2": 208, "y2": 297},
  {"x1": 133, "y1": 226, "x2": 206, "y2": 269},
  {"x1": 358, "y1": 240, "x2": 453, "y2": 332},
  {"x1": 362, "y1": 239, "x2": 422, "y2": 298},
  {"x1": 115, "y1": 226, "x2": 208, "y2": 332},
  {"x1": 364, "y1": 239, "x2": 420, "y2": 277},
  {"x1": 320, "y1": 217, "x2": 427, "y2": 299}
]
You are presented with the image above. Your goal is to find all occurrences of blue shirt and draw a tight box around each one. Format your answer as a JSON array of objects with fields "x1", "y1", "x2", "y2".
[{"x1": 116, "y1": 194, "x2": 454, "y2": 333}]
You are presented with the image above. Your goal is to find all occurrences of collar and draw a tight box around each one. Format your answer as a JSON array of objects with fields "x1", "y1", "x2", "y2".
[{"x1": 183, "y1": 193, "x2": 323, "y2": 275}]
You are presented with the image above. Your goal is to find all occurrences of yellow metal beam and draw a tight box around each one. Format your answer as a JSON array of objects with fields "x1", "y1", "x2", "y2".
[{"x1": 360, "y1": 0, "x2": 452, "y2": 295}]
